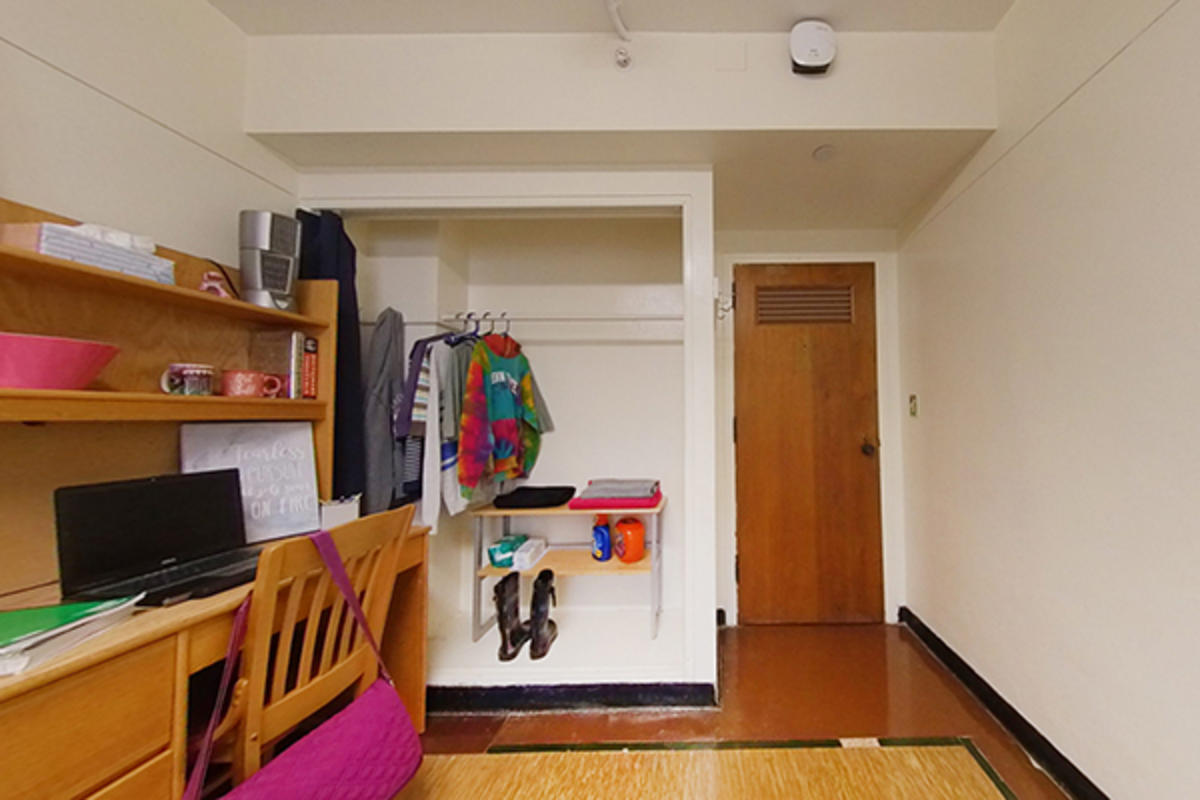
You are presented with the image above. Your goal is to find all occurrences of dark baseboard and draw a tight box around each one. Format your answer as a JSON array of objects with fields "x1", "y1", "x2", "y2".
[
  {"x1": 898, "y1": 606, "x2": 1109, "y2": 800},
  {"x1": 427, "y1": 682, "x2": 717, "y2": 713}
]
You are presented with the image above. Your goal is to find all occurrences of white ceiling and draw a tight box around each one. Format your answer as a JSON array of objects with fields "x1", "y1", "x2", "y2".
[
  {"x1": 211, "y1": 0, "x2": 1014, "y2": 36},
  {"x1": 256, "y1": 129, "x2": 990, "y2": 230},
  {"x1": 218, "y1": 1, "x2": 1001, "y2": 228}
]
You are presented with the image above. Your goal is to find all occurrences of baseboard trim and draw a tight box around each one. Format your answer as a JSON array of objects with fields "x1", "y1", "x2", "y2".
[
  {"x1": 427, "y1": 682, "x2": 717, "y2": 713},
  {"x1": 898, "y1": 606, "x2": 1109, "y2": 800}
]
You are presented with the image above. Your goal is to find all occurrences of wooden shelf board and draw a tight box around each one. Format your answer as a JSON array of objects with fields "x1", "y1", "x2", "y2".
[
  {"x1": 477, "y1": 546, "x2": 650, "y2": 578},
  {"x1": 0, "y1": 243, "x2": 331, "y2": 329},
  {"x1": 0, "y1": 389, "x2": 325, "y2": 422},
  {"x1": 471, "y1": 497, "x2": 666, "y2": 518}
]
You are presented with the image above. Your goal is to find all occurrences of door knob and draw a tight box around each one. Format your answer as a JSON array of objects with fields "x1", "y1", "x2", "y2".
[{"x1": 861, "y1": 442, "x2": 876, "y2": 456}]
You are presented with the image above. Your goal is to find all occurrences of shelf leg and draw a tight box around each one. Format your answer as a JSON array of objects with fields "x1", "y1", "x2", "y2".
[
  {"x1": 472, "y1": 515, "x2": 497, "y2": 642},
  {"x1": 650, "y1": 512, "x2": 662, "y2": 639}
]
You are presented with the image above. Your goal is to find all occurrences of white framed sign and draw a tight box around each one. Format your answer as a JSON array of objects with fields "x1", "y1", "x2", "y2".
[{"x1": 180, "y1": 422, "x2": 320, "y2": 542}]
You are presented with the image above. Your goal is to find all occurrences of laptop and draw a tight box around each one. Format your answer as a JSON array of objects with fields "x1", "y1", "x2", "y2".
[{"x1": 54, "y1": 469, "x2": 263, "y2": 606}]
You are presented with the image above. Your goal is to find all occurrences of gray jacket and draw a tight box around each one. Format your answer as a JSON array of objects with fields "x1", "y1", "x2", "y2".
[{"x1": 363, "y1": 308, "x2": 405, "y2": 514}]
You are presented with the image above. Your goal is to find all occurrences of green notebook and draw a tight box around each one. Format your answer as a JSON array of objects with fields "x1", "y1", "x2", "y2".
[{"x1": 0, "y1": 597, "x2": 135, "y2": 650}]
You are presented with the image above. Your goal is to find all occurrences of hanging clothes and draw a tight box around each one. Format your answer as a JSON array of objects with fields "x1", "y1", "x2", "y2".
[
  {"x1": 416, "y1": 341, "x2": 443, "y2": 530},
  {"x1": 458, "y1": 333, "x2": 543, "y2": 491},
  {"x1": 435, "y1": 341, "x2": 470, "y2": 516},
  {"x1": 391, "y1": 334, "x2": 446, "y2": 507},
  {"x1": 363, "y1": 308, "x2": 406, "y2": 515},
  {"x1": 297, "y1": 210, "x2": 365, "y2": 498}
]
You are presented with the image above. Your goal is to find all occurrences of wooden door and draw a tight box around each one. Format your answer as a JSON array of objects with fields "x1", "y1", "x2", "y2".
[{"x1": 734, "y1": 263, "x2": 883, "y2": 623}]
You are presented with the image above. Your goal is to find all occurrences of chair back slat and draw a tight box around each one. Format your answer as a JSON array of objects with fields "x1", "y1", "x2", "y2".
[
  {"x1": 270, "y1": 570, "x2": 309, "y2": 702},
  {"x1": 295, "y1": 569, "x2": 331, "y2": 689},
  {"x1": 338, "y1": 550, "x2": 376, "y2": 661},
  {"x1": 317, "y1": 554, "x2": 356, "y2": 674}
]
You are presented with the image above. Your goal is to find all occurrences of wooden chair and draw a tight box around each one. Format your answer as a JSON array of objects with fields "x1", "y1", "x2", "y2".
[{"x1": 210, "y1": 504, "x2": 416, "y2": 784}]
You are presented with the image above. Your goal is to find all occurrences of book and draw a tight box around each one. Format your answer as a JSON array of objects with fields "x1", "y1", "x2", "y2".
[
  {"x1": 0, "y1": 594, "x2": 142, "y2": 676},
  {"x1": 249, "y1": 330, "x2": 305, "y2": 398},
  {"x1": 302, "y1": 336, "x2": 318, "y2": 399}
]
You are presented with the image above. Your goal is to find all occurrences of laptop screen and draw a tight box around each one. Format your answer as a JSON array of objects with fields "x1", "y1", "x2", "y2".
[{"x1": 54, "y1": 469, "x2": 247, "y2": 597}]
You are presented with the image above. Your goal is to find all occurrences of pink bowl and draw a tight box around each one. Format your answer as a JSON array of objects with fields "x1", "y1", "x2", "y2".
[{"x1": 0, "y1": 332, "x2": 120, "y2": 390}]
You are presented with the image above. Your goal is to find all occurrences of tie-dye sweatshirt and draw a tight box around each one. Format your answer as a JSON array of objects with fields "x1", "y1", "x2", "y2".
[{"x1": 457, "y1": 335, "x2": 542, "y2": 491}]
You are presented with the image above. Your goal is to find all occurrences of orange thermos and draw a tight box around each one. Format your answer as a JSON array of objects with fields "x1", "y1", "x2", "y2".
[{"x1": 613, "y1": 517, "x2": 645, "y2": 563}]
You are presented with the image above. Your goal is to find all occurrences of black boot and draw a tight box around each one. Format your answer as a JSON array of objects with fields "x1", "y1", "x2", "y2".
[
  {"x1": 529, "y1": 569, "x2": 558, "y2": 660},
  {"x1": 493, "y1": 572, "x2": 529, "y2": 661}
]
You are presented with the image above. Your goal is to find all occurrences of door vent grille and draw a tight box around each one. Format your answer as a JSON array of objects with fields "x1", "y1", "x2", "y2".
[{"x1": 755, "y1": 285, "x2": 853, "y2": 324}]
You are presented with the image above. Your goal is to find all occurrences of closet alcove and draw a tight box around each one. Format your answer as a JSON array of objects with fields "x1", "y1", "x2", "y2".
[{"x1": 346, "y1": 210, "x2": 688, "y2": 687}]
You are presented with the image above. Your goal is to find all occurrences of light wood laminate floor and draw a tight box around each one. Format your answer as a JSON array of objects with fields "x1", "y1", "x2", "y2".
[{"x1": 401, "y1": 745, "x2": 1009, "y2": 799}]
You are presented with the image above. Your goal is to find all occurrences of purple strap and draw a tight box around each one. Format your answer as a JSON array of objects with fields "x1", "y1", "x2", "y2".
[
  {"x1": 183, "y1": 530, "x2": 391, "y2": 799},
  {"x1": 183, "y1": 596, "x2": 250, "y2": 800}
]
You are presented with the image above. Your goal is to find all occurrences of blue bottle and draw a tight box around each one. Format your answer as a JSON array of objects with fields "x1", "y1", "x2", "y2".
[{"x1": 591, "y1": 515, "x2": 612, "y2": 561}]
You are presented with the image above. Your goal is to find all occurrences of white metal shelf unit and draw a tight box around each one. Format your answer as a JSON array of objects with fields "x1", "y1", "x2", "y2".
[{"x1": 468, "y1": 499, "x2": 666, "y2": 642}]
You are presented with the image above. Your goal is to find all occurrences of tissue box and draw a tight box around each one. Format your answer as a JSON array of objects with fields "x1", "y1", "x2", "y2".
[
  {"x1": 487, "y1": 534, "x2": 528, "y2": 569},
  {"x1": 0, "y1": 223, "x2": 175, "y2": 284},
  {"x1": 513, "y1": 537, "x2": 548, "y2": 571}
]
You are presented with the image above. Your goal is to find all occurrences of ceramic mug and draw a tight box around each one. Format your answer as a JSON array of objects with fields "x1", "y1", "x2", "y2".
[
  {"x1": 221, "y1": 369, "x2": 284, "y2": 398},
  {"x1": 160, "y1": 363, "x2": 216, "y2": 396}
]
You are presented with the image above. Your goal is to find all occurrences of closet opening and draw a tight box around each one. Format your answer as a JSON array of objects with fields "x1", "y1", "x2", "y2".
[{"x1": 345, "y1": 209, "x2": 697, "y2": 693}]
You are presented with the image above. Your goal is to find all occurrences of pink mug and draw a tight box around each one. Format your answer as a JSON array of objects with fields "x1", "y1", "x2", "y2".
[{"x1": 221, "y1": 369, "x2": 283, "y2": 398}]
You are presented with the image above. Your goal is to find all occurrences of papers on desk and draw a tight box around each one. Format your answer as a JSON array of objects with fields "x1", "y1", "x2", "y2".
[{"x1": 0, "y1": 594, "x2": 143, "y2": 676}]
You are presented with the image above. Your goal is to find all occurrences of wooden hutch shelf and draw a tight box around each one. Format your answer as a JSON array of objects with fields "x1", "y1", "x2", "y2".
[
  {"x1": 0, "y1": 195, "x2": 341, "y2": 609},
  {"x1": 0, "y1": 244, "x2": 331, "y2": 330},
  {"x1": 0, "y1": 389, "x2": 326, "y2": 423}
]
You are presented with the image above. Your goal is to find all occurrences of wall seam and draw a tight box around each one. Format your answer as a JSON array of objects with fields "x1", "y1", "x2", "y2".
[
  {"x1": 904, "y1": 0, "x2": 1185, "y2": 244},
  {"x1": 0, "y1": 34, "x2": 293, "y2": 197}
]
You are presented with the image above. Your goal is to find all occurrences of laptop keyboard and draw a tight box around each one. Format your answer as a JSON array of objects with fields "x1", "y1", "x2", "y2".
[{"x1": 83, "y1": 548, "x2": 261, "y2": 604}]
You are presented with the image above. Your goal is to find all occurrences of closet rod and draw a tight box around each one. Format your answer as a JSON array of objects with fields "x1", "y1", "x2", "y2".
[
  {"x1": 437, "y1": 313, "x2": 683, "y2": 323},
  {"x1": 360, "y1": 313, "x2": 683, "y2": 326}
]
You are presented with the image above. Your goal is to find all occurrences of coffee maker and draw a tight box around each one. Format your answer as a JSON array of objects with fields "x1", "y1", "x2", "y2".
[{"x1": 239, "y1": 211, "x2": 301, "y2": 311}]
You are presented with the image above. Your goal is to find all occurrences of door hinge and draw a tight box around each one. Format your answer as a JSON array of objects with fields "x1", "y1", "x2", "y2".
[
  {"x1": 735, "y1": 554, "x2": 740, "y2": 583},
  {"x1": 732, "y1": 416, "x2": 737, "y2": 444},
  {"x1": 731, "y1": 283, "x2": 737, "y2": 311}
]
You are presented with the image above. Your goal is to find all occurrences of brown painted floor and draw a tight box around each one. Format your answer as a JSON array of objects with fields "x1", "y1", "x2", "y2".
[{"x1": 421, "y1": 625, "x2": 1069, "y2": 799}]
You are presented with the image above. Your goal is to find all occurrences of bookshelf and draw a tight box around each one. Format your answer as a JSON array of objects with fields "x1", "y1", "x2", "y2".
[{"x1": 0, "y1": 197, "x2": 338, "y2": 607}]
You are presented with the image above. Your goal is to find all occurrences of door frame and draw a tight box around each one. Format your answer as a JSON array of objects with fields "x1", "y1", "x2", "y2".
[
  {"x1": 299, "y1": 169, "x2": 718, "y2": 687},
  {"x1": 717, "y1": 251, "x2": 907, "y2": 625}
]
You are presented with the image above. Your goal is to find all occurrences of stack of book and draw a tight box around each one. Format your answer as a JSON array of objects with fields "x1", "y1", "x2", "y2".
[
  {"x1": 249, "y1": 330, "x2": 319, "y2": 399},
  {"x1": 567, "y1": 479, "x2": 662, "y2": 510},
  {"x1": 0, "y1": 594, "x2": 142, "y2": 676}
]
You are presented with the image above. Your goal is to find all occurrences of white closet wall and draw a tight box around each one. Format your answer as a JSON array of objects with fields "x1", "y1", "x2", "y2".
[{"x1": 354, "y1": 214, "x2": 689, "y2": 686}]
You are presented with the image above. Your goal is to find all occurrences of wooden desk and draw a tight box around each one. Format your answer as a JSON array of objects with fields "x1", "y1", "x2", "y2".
[{"x1": 0, "y1": 525, "x2": 428, "y2": 800}]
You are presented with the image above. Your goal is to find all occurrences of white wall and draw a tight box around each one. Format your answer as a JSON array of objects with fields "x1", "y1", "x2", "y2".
[
  {"x1": 899, "y1": 1, "x2": 1199, "y2": 796},
  {"x1": 245, "y1": 32, "x2": 994, "y2": 134},
  {"x1": 0, "y1": 0, "x2": 295, "y2": 262},
  {"x1": 715, "y1": 229, "x2": 906, "y2": 624}
]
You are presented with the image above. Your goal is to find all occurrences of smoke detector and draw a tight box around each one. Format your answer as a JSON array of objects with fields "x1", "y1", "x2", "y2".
[{"x1": 790, "y1": 20, "x2": 836, "y2": 75}]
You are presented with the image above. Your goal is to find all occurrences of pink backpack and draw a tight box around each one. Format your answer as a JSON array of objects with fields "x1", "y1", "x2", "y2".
[{"x1": 184, "y1": 530, "x2": 423, "y2": 799}]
